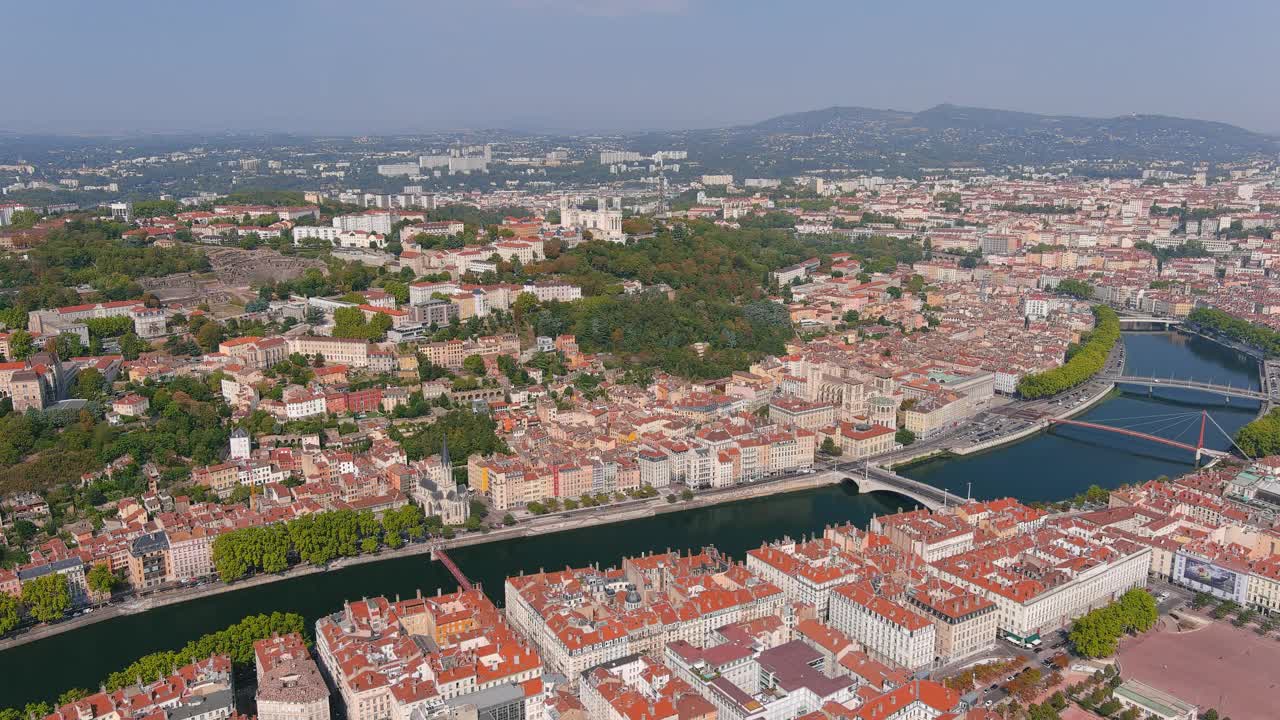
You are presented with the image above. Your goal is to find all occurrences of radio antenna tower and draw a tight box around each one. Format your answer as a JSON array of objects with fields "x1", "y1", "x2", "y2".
[{"x1": 656, "y1": 159, "x2": 670, "y2": 219}]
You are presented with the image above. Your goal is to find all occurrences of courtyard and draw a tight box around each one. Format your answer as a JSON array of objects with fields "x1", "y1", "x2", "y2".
[{"x1": 1117, "y1": 615, "x2": 1280, "y2": 719}]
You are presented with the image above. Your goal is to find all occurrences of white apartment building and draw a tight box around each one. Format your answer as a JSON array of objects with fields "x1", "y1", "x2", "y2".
[
  {"x1": 285, "y1": 392, "x2": 327, "y2": 420},
  {"x1": 167, "y1": 527, "x2": 217, "y2": 581},
  {"x1": 333, "y1": 210, "x2": 393, "y2": 235},
  {"x1": 238, "y1": 459, "x2": 282, "y2": 487},
  {"x1": 637, "y1": 450, "x2": 671, "y2": 488},
  {"x1": 522, "y1": 281, "x2": 582, "y2": 303},
  {"x1": 829, "y1": 584, "x2": 936, "y2": 671},
  {"x1": 599, "y1": 151, "x2": 644, "y2": 164},
  {"x1": 294, "y1": 226, "x2": 383, "y2": 249},
  {"x1": 377, "y1": 163, "x2": 420, "y2": 177},
  {"x1": 929, "y1": 524, "x2": 1152, "y2": 645},
  {"x1": 292, "y1": 226, "x2": 341, "y2": 243},
  {"x1": 287, "y1": 336, "x2": 373, "y2": 367}
]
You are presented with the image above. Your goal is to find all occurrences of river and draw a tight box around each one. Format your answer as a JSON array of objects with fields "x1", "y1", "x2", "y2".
[
  {"x1": 901, "y1": 331, "x2": 1260, "y2": 501},
  {"x1": 0, "y1": 331, "x2": 1261, "y2": 707}
]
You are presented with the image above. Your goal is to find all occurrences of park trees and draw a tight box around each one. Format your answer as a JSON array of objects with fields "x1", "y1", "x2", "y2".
[
  {"x1": 1187, "y1": 306, "x2": 1280, "y2": 357},
  {"x1": 86, "y1": 563, "x2": 123, "y2": 595},
  {"x1": 73, "y1": 367, "x2": 106, "y2": 401},
  {"x1": 333, "y1": 307, "x2": 393, "y2": 341},
  {"x1": 21, "y1": 573, "x2": 70, "y2": 622},
  {"x1": 1069, "y1": 588, "x2": 1157, "y2": 658},
  {"x1": 55, "y1": 332, "x2": 85, "y2": 359},
  {"x1": 1053, "y1": 278, "x2": 1094, "y2": 300},
  {"x1": 0, "y1": 592, "x2": 19, "y2": 634},
  {"x1": 395, "y1": 409, "x2": 508, "y2": 466},
  {"x1": 8, "y1": 210, "x2": 40, "y2": 229},
  {"x1": 462, "y1": 354, "x2": 487, "y2": 376},
  {"x1": 119, "y1": 332, "x2": 149, "y2": 360},
  {"x1": 512, "y1": 292, "x2": 539, "y2": 322},
  {"x1": 211, "y1": 505, "x2": 431, "y2": 579},
  {"x1": 1235, "y1": 406, "x2": 1280, "y2": 457},
  {"x1": 1018, "y1": 306, "x2": 1119, "y2": 399},
  {"x1": 98, "y1": 611, "x2": 304, "y2": 691},
  {"x1": 6, "y1": 330, "x2": 33, "y2": 360}
]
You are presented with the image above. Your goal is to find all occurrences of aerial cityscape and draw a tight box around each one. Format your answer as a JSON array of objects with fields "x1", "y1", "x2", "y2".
[{"x1": 2, "y1": 3, "x2": 1280, "y2": 720}]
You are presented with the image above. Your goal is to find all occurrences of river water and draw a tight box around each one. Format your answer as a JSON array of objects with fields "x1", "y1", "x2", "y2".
[
  {"x1": 901, "y1": 332, "x2": 1260, "y2": 502},
  {"x1": 0, "y1": 331, "x2": 1261, "y2": 707}
]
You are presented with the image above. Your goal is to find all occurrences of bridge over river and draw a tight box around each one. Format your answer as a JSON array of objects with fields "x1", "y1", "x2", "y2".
[
  {"x1": 1101, "y1": 373, "x2": 1269, "y2": 402},
  {"x1": 808, "y1": 463, "x2": 966, "y2": 511}
]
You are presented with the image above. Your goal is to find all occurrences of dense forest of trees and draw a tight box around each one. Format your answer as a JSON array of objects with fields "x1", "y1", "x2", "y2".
[
  {"x1": 1017, "y1": 306, "x2": 1120, "y2": 398},
  {"x1": 525, "y1": 221, "x2": 919, "y2": 299},
  {"x1": 0, "y1": 373, "x2": 227, "y2": 496},
  {"x1": 0, "y1": 220, "x2": 209, "y2": 327},
  {"x1": 529, "y1": 295, "x2": 794, "y2": 379},
  {"x1": 393, "y1": 409, "x2": 509, "y2": 466}
]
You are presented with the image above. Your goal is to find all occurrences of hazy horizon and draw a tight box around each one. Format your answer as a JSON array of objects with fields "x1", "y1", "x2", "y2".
[{"x1": 2, "y1": 0, "x2": 1277, "y2": 136}]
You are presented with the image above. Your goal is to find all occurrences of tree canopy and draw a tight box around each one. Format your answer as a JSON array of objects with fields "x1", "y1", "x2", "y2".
[
  {"x1": 20, "y1": 573, "x2": 70, "y2": 623},
  {"x1": 1187, "y1": 306, "x2": 1280, "y2": 358},
  {"x1": 1054, "y1": 278, "x2": 1094, "y2": 300},
  {"x1": 1235, "y1": 406, "x2": 1280, "y2": 457},
  {"x1": 1068, "y1": 588, "x2": 1157, "y2": 658},
  {"x1": 530, "y1": 295, "x2": 793, "y2": 380},
  {"x1": 395, "y1": 410, "x2": 509, "y2": 466},
  {"x1": 1018, "y1": 306, "x2": 1119, "y2": 398},
  {"x1": 212, "y1": 505, "x2": 431, "y2": 581},
  {"x1": 100, "y1": 612, "x2": 304, "y2": 691}
]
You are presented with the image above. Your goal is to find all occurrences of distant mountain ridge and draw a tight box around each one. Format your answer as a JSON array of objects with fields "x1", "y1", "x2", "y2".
[
  {"x1": 632, "y1": 103, "x2": 1277, "y2": 177},
  {"x1": 750, "y1": 103, "x2": 1268, "y2": 139}
]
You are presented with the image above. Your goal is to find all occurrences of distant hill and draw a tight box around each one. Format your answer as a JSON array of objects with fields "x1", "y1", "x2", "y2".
[{"x1": 630, "y1": 103, "x2": 1277, "y2": 177}]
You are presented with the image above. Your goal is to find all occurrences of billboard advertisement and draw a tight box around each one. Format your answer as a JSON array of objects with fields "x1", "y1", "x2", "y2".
[{"x1": 1181, "y1": 556, "x2": 1240, "y2": 595}]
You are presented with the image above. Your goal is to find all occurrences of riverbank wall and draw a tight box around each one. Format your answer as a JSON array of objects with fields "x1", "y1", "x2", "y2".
[
  {"x1": 0, "y1": 470, "x2": 846, "y2": 652},
  {"x1": 4, "y1": 333, "x2": 1241, "y2": 653}
]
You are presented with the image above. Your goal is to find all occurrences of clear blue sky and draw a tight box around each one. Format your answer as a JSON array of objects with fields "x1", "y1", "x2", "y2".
[{"x1": 3, "y1": 0, "x2": 1277, "y2": 135}]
